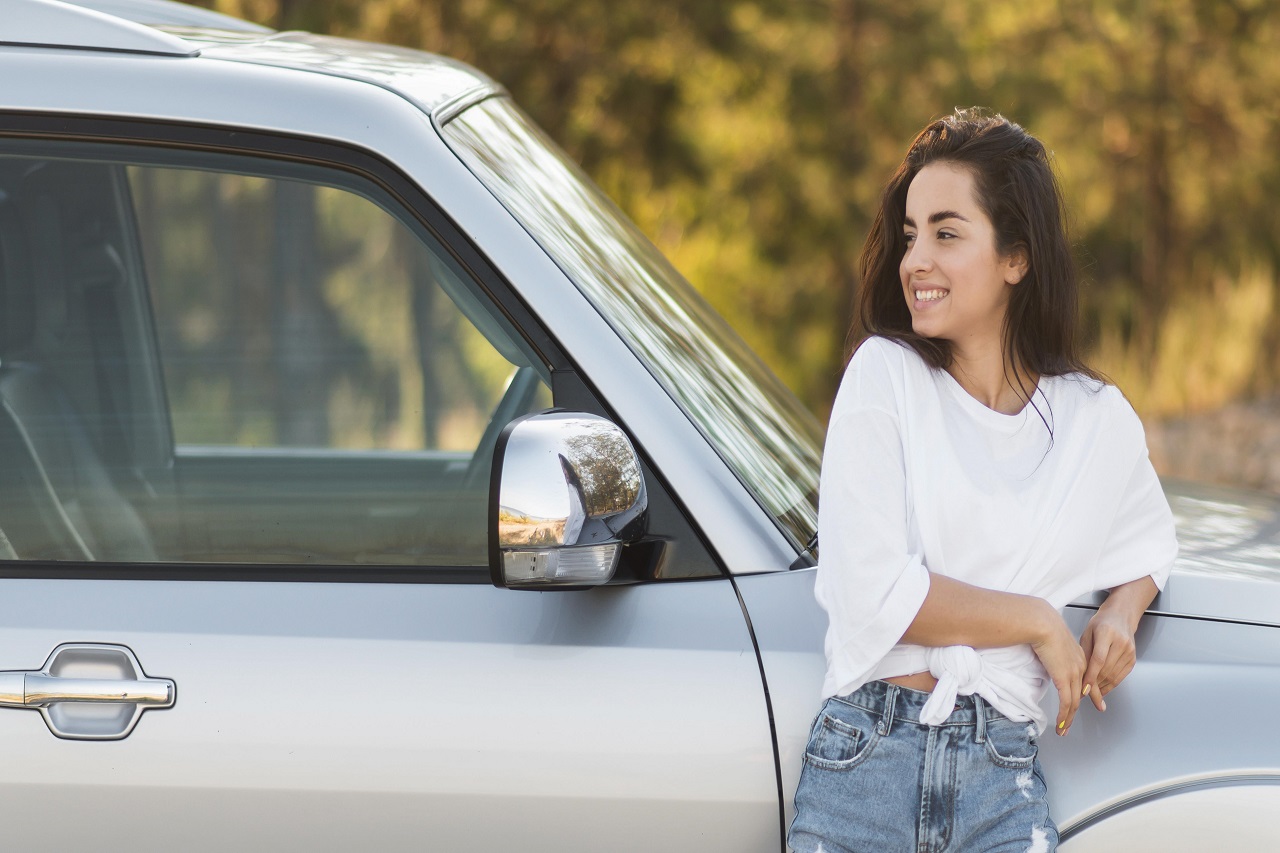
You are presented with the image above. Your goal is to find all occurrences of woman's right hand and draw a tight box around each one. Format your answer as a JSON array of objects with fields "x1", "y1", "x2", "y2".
[{"x1": 1030, "y1": 601, "x2": 1087, "y2": 736}]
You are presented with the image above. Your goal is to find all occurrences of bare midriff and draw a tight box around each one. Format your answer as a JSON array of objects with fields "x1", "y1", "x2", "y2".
[{"x1": 886, "y1": 672, "x2": 939, "y2": 692}]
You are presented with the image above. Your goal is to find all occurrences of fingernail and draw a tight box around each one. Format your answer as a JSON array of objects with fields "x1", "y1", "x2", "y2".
[
  {"x1": 1083, "y1": 684, "x2": 1091, "y2": 697},
  {"x1": 1100, "y1": 698, "x2": 1107, "y2": 712},
  {"x1": 1057, "y1": 720, "x2": 1065, "y2": 731}
]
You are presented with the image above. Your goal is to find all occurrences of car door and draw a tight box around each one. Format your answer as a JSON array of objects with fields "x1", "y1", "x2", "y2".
[{"x1": 0, "y1": 125, "x2": 779, "y2": 851}]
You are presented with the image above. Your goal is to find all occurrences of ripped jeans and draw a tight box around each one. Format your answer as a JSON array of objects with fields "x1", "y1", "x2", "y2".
[{"x1": 788, "y1": 680, "x2": 1057, "y2": 853}]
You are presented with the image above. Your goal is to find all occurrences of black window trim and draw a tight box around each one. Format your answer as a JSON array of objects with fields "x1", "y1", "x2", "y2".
[{"x1": 0, "y1": 561, "x2": 492, "y2": 584}]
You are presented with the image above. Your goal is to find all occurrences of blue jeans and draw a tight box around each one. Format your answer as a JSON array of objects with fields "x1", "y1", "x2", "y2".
[{"x1": 788, "y1": 680, "x2": 1058, "y2": 853}]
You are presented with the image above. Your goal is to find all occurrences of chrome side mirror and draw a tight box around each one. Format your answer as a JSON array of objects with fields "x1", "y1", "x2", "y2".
[{"x1": 489, "y1": 411, "x2": 647, "y2": 588}]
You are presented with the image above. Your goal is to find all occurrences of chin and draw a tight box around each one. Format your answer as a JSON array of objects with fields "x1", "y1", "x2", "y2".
[{"x1": 910, "y1": 319, "x2": 939, "y2": 338}]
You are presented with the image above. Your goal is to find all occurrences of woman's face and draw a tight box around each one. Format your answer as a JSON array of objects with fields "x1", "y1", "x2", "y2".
[{"x1": 899, "y1": 161, "x2": 1026, "y2": 350}]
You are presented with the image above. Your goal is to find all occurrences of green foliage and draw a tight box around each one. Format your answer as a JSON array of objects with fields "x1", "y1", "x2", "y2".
[{"x1": 198, "y1": 0, "x2": 1280, "y2": 421}]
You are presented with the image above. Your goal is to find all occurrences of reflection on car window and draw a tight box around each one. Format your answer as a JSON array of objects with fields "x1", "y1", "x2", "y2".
[
  {"x1": 0, "y1": 140, "x2": 549, "y2": 566},
  {"x1": 133, "y1": 168, "x2": 527, "y2": 454},
  {"x1": 444, "y1": 98, "x2": 820, "y2": 550}
]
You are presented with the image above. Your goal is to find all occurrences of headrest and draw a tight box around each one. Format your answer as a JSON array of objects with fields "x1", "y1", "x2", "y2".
[{"x1": 0, "y1": 160, "x2": 115, "y2": 362}]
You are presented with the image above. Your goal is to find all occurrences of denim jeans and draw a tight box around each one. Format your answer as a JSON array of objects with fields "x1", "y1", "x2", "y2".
[{"x1": 788, "y1": 680, "x2": 1058, "y2": 853}]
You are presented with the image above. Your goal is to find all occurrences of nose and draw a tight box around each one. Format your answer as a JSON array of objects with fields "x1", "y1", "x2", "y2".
[{"x1": 902, "y1": 236, "x2": 932, "y2": 276}]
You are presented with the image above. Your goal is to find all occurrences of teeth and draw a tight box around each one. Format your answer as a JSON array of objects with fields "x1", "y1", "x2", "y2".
[{"x1": 916, "y1": 289, "x2": 948, "y2": 302}]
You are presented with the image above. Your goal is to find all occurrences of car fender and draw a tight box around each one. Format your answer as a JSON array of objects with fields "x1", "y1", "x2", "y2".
[{"x1": 1059, "y1": 776, "x2": 1280, "y2": 851}]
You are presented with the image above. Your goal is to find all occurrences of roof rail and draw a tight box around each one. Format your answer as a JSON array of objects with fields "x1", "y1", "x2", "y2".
[
  {"x1": 63, "y1": 0, "x2": 272, "y2": 34},
  {"x1": 4, "y1": 0, "x2": 197, "y2": 56}
]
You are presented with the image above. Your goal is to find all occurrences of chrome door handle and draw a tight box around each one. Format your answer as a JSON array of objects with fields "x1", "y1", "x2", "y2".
[
  {"x1": 0, "y1": 673, "x2": 173, "y2": 707},
  {"x1": 0, "y1": 644, "x2": 176, "y2": 740}
]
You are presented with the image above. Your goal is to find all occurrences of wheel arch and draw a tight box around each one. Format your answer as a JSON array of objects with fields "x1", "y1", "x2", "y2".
[{"x1": 1060, "y1": 773, "x2": 1280, "y2": 851}]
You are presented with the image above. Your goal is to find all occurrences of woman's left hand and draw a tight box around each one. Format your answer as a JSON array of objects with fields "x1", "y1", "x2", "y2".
[
  {"x1": 1079, "y1": 575, "x2": 1159, "y2": 712},
  {"x1": 1078, "y1": 610, "x2": 1136, "y2": 711}
]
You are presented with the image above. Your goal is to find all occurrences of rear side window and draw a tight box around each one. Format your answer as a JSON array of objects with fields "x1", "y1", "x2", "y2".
[{"x1": 0, "y1": 140, "x2": 549, "y2": 567}]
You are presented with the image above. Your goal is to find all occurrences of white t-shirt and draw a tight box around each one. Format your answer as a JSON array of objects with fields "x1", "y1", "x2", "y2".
[{"x1": 815, "y1": 336, "x2": 1178, "y2": 732}]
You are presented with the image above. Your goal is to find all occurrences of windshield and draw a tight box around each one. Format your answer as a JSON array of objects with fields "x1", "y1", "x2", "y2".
[{"x1": 442, "y1": 97, "x2": 821, "y2": 551}]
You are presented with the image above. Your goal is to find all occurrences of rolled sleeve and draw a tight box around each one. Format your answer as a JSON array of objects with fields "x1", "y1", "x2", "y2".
[{"x1": 814, "y1": 378, "x2": 931, "y2": 697}]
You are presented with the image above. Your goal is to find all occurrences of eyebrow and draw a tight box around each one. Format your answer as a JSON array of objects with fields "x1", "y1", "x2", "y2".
[{"x1": 903, "y1": 210, "x2": 971, "y2": 228}]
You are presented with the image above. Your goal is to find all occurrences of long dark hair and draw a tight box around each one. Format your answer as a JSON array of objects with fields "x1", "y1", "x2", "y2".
[{"x1": 853, "y1": 108, "x2": 1103, "y2": 398}]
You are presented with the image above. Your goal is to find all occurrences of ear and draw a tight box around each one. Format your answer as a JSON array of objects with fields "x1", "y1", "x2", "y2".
[{"x1": 1004, "y1": 245, "x2": 1029, "y2": 285}]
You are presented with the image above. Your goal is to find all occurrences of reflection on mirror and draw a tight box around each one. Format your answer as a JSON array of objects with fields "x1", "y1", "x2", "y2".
[{"x1": 492, "y1": 412, "x2": 646, "y2": 587}]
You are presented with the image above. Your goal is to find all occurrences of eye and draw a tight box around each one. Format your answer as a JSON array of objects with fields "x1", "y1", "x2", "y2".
[
  {"x1": 903, "y1": 232, "x2": 916, "y2": 245},
  {"x1": 937, "y1": 229, "x2": 957, "y2": 240}
]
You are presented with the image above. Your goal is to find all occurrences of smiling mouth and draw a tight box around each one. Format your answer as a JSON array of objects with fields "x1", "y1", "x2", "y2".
[{"x1": 914, "y1": 288, "x2": 949, "y2": 303}]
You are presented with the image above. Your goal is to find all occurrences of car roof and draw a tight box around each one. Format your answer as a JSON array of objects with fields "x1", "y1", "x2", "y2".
[{"x1": 9, "y1": 0, "x2": 504, "y2": 122}]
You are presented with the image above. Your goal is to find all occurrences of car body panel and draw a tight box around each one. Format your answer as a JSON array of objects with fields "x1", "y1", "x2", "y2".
[
  {"x1": 1040, "y1": 604, "x2": 1280, "y2": 835},
  {"x1": 197, "y1": 31, "x2": 504, "y2": 120},
  {"x1": 0, "y1": 576, "x2": 777, "y2": 850},
  {"x1": 1057, "y1": 782, "x2": 1280, "y2": 851}
]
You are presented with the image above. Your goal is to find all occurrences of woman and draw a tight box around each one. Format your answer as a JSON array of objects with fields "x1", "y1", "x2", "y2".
[{"x1": 788, "y1": 109, "x2": 1178, "y2": 852}]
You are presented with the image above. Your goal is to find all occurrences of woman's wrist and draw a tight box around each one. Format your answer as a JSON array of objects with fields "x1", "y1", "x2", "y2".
[
  {"x1": 1017, "y1": 594, "x2": 1060, "y2": 647},
  {"x1": 1096, "y1": 575, "x2": 1158, "y2": 633}
]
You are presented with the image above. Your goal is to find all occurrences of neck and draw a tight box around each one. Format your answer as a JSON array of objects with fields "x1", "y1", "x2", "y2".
[{"x1": 946, "y1": 339, "x2": 1038, "y2": 415}]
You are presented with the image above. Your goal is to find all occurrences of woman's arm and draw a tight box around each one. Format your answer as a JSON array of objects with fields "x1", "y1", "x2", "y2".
[
  {"x1": 901, "y1": 573, "x2": 1087, "y2": 735},
  {"x1": 1079, "y1": 575, "x2": 1159, "y2": 712}
]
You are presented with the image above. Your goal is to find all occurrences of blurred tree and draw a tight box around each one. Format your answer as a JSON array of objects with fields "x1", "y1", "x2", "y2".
[
  {"x1": 194, "y1": 0, "x2": 1280, "y2": 422},
  {"x1": 961, "y1": 0, "x2": 1280, "y2": 412}
]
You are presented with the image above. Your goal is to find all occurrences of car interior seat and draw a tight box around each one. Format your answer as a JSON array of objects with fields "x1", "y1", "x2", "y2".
[{"x1": 0, "y1": 160, "x2": 157, "y2": 561}]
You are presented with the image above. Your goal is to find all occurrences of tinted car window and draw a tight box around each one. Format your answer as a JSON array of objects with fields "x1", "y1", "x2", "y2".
[
  {"x1": 0, "y1": 140, "x2": 549, "y2": 566},
  {"x1": 443, "y1": 97, "x2": 821, "y2": 551}
]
